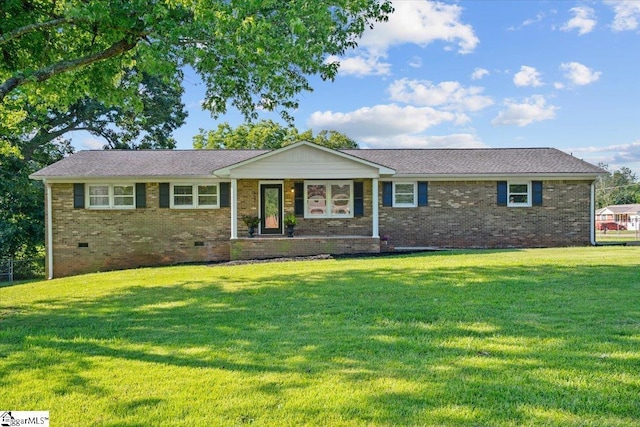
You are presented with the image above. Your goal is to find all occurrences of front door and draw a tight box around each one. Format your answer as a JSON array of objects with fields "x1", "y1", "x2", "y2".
[{"x1": 260, "y1": 184, "x2": 283, "y2": 235}]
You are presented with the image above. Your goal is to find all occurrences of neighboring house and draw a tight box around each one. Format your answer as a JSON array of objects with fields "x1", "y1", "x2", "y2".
[
  {"x1": 30, "y1": 141, "x2": 606, "y2": 278},
  {"x1": 596, "y1": 204, "x2": 640, "y2": 231}
]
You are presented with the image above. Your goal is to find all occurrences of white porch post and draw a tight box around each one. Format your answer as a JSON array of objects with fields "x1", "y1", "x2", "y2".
[
  {"x1": 372, "y1": 178, "x2": 379, "y2": 238},
  {"x1": 590, "y1": 181, "x2": 595, "y2": 245},
  {"x1": 231, "y1": 179, "x2": 238, "y2": 239}
]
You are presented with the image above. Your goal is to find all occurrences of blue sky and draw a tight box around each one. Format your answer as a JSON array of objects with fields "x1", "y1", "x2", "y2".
[{"x1": 78, "y1": 1, "x2": 640, "y2": 173}]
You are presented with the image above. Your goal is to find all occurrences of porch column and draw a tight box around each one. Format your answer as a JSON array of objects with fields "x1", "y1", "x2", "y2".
[
  {"x1": 372, "y1": 178, "x2": 379, "y2": 238},
  {"x1": 231, "y1": 179, "x2": 238, "y2": 239},
  {"x1": 46, "y1": 181, "x2": 54, "y2": 279},
  {"x1": 590, "y1": 181, "x2": 595, "y2": 245}
]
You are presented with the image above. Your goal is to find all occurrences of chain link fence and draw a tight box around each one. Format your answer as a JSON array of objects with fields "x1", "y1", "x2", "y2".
[{"x1": 0, "y1": 257, "x2": 46, "y2": 283}]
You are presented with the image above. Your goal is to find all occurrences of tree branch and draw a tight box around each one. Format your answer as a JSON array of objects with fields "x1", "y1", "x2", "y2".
[
  {"x1": 0, "y1": 17, "x2": 86, "y2": 46},
  {"x1": 0, "y1": 37, "x2": 141, "y2": 102}
]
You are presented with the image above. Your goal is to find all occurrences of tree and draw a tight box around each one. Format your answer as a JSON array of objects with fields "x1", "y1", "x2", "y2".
[
  {"x1": 193, "y1": 120, "x2": 358, "y2": 150},
  {"x1": 0, "y1": 140, "x2": 70, "y2": 259},
  {"x1": 298, "y1": 129, "x2": 358, "y2": 150},
  {"x1": 595, "y1": 164, "x2": 640, "y2": 208},
  {"x1": 9, "y1": 69, "x2": 187, "y2": 162},
  {"x1": 1, "y1": 0, "x2": 393, "y2": 128}
]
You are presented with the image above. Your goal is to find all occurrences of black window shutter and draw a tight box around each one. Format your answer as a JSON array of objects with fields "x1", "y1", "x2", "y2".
[
  {"x1": 73, "y1": 183, "x2": 85, "y2": 209},
  {"x1": 219, "y1": 182, "x2": 230, "y2": 207},
  {"x1": 294, "y1": 182, "x2": 304, "y2": 215},
  {"x1": 382, "y1": 182, "x2": 393, "y2": 207},
  {"x1": 497, "y1": 181, "x2": 507, "y2": 206},
  {"x1": 418, "y1": 182, "x2": 428, "y2": 206},
  {"x1": 354, "y1": 181, "x2": 364, "y2": 217},
  {"x1": 159, "y1": 183, "x2": 170, "y2": 208},
  {"x1": 135, "y1": 183, "x2": 146, "y2": 208},
  {"x1": 532, "y1": 181, "x2": 543, "y2": 206}
]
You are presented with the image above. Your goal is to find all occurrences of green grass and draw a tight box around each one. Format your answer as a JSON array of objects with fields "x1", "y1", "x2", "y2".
[{"x1": 1, "y1": 247, "x2": 640, "y2": 426}]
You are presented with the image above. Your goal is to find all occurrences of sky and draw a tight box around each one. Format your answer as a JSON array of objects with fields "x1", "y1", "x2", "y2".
[{"x1": 78, "y1": 0, "x2": 640, "y2": 173}]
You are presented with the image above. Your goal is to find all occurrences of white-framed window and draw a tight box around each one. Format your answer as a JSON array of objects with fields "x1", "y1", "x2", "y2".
[
  {"x1": 171, "y1": 184, "x2": 218, "y2": 208},
  {"x1": 304, "y1": 181, "x2": 353, "y2": 218},
  {"x1": 508, "y1": 182, "x2": 531, "y2": 207},
  {"x1": 393, "y1": 182, "x2": 417, "y2": 207},
  {"x1": 87, "y1": 184, "x2": 134, "y2": 209}
]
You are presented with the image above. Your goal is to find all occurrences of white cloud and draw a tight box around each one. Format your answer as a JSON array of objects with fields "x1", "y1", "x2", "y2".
[
  {"x1": 491, "y1": 95, "x2": 558, "y2": 127},
  {"x1": 570, "y1": 140, "x2": 640, "y2": 161},
  {"x1": 334, "y1": 0, "x2": 478, "y2": 77},
  {"x1": 80, "y1": 137, "x2": 104, "y2": 150},
  {"x1": 471, "y1": 67, "x2": 489, "y2": 80},
  {"x1": 388, "y1": 78, "x2": 494, "y2": 112},
  {"x1": 361, "y1": 1, "x2": 479, "y2": 54},
  {"x1": 513, "y1": 66, "x2": 544, "y2": 87},
  {"x1": 359, "y1": 133, "x2": 486, "y2": 149},
  {"x1": 561, "y1": 6, "x2": 597, "y2": 35},
  {"x1": 569, "y1": 140, "x2": 640, "y2": 171},
  {"x1": 408, "y1": 56, "x2": 422, "y2": 68},
  {"x1": 325, "y1": 54, "x2": 391, "y2": 77},
  {"x1": 606, "y1": 0, "x2": 640, "y2": 31},
  {"x1": 560, "y1": 62, "x2": 602, "y2": 86},
  {"x1": 307, "y1": 104, "x2": 457, "y2": 139},
  {"x1": 507, "y1": 11, "x2": 554, "y2": 31}
]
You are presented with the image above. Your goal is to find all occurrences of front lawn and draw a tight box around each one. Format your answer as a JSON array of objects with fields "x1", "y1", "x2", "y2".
[{"x1": 1, "y1": 247, "x2": 639, "y2": 426}]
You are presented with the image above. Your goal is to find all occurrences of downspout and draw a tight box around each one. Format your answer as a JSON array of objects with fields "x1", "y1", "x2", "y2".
[
  {"x1": 46, "y1": 181, "x2": 54, "y2": 279},
  {"x1": 590, "y1": 181, "x2": 596, "y2": 246}
]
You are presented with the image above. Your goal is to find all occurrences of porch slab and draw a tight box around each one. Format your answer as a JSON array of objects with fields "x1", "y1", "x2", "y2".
[{"x1": 230, "y1": 235, "x2": 380, "y2": 261}]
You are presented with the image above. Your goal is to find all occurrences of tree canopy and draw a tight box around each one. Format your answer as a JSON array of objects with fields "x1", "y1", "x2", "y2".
[
  {"x1": 595, "y1": 164, "x2": 640, "y2": 208},
  {"x1": 1, "y1": 0, "x2": 392, "y2": 129},
  {"x1": 193, "y1": 120, "x2": 358, "y2": 150}
]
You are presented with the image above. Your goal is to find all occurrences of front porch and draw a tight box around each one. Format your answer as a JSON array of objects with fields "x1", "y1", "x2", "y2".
[{"x1": 230, "y1": 235, "x2": 381, "y2": 261}]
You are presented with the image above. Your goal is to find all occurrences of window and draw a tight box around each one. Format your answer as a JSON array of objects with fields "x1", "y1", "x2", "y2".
[
  {"x1": 113, "y1": 185, "x2": 134, "y2": 207},
  {"x1": 87, "y1": 184, "x2": 134, "y2": 209},
  {"x1": 393, "y1": 182, "x2": 417, "y2": 207},
  {"x1": 508, "y1": 182, "x2": 531, "y2": 207},
  {"x1": 197, "y1": 185, "x2": 218, "y2": 207},
  {"x1": 305, "y1": 181, "x2": 353, "y2": 218},
  {"x1": 171, "y1": 184, "x2": 219, "y2": 208}
]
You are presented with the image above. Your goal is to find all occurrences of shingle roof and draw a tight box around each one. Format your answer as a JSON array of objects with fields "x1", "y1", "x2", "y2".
[
  {"x1": 343, "y1": 148, "x2": 604, "y2": 176},
  {"x1": 597, "y1": 204, "x2": 640, "y2": 215},
  {"x1": 30, "y1": 149, "x2": 268, "y2": 178},
  {"x1": 30, "y1": 146, "x2": 605, "y2": 179}
]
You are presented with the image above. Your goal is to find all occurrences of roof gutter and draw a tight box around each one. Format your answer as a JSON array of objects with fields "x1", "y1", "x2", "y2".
[{"x1": 382, "y1": 173, "x2": 604, "y2": 181}]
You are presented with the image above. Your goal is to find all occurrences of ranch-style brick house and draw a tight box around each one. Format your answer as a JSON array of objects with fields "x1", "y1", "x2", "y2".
[{"x1": 31, "y1": 141, "x2": 606, "y2": 278}]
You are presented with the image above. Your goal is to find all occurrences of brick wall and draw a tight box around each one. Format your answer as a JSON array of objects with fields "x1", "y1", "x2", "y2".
[
  {"x1": 379, "y1": 180, "x2": 594, "y2": 249},
  {"x1": 231, "y1": 236, "x2": 380, "y2": 260},
  {"x1": 48, "y1": 179, "x2": 594, "y2": 277},
  {"x1": 49, "y1": 183, "x2": 231, "y2": 277}
]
